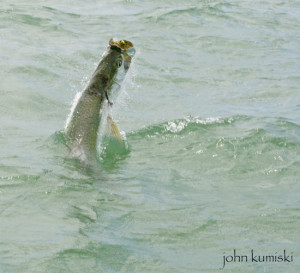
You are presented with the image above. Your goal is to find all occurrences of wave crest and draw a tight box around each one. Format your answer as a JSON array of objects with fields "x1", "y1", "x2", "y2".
[{"x1": 164, "y1": 116, "x2": 234, "y2": 133}]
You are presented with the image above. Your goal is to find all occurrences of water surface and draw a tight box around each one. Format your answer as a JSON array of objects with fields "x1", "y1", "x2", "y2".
[{"x1": 1, "y1": 1, "x2": 300, "y2": 272}]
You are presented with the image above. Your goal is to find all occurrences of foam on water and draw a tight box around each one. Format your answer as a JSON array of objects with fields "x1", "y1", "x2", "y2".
[{"x1": 164, "y1": 116, "x2": 233, "y2": 133}]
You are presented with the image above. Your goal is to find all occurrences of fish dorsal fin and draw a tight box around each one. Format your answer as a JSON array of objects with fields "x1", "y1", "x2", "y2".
[{"x1": 106, "y1": 115, "x2": 122, "y2": 142}]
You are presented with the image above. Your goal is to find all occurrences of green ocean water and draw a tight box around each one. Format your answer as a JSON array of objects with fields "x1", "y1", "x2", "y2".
[{"x1": 1, "y1": 0, "x2": 300, "y2": 272}]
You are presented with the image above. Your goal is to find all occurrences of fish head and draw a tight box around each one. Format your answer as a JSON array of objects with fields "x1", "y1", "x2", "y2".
[
  {"x1": 107, "y1": 38, "x2": 135, "y2": 94},
  {"x1": 95, "y1": 39, "x2": 135, "y2": 97},
  {"x1": 109, "y1": 38, "x2": 135, "y2": 72}
]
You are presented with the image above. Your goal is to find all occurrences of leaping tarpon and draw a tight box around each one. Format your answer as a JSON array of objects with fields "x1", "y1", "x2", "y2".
[{"x1": 65, "y1": 39, "x2": 135, "y2": 162}]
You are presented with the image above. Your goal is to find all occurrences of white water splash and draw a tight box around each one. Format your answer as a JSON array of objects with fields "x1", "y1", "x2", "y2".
[{"x1": 64, "y1": 90, "x2": 84, "y2": 130}]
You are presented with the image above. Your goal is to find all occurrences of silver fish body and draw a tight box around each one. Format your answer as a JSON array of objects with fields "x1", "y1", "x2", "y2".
[{"x1": 65, "y1": 39, "x2": 135, "y2": 162}]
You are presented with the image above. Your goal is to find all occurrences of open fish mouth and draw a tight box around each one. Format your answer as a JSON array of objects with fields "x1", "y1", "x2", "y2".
[{"x1": 109, "y1": 38, "x2": 135, "y2": 52}]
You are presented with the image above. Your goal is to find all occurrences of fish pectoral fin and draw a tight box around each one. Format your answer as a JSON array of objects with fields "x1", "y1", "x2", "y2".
[{"x1": 106, "y1": 115, "x2": 122, "y2": 142}]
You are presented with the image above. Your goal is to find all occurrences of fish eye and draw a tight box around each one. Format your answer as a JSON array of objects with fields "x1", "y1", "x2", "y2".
[{"x1": 116, "y1": 58, "x2": 122, "y2": 68}]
